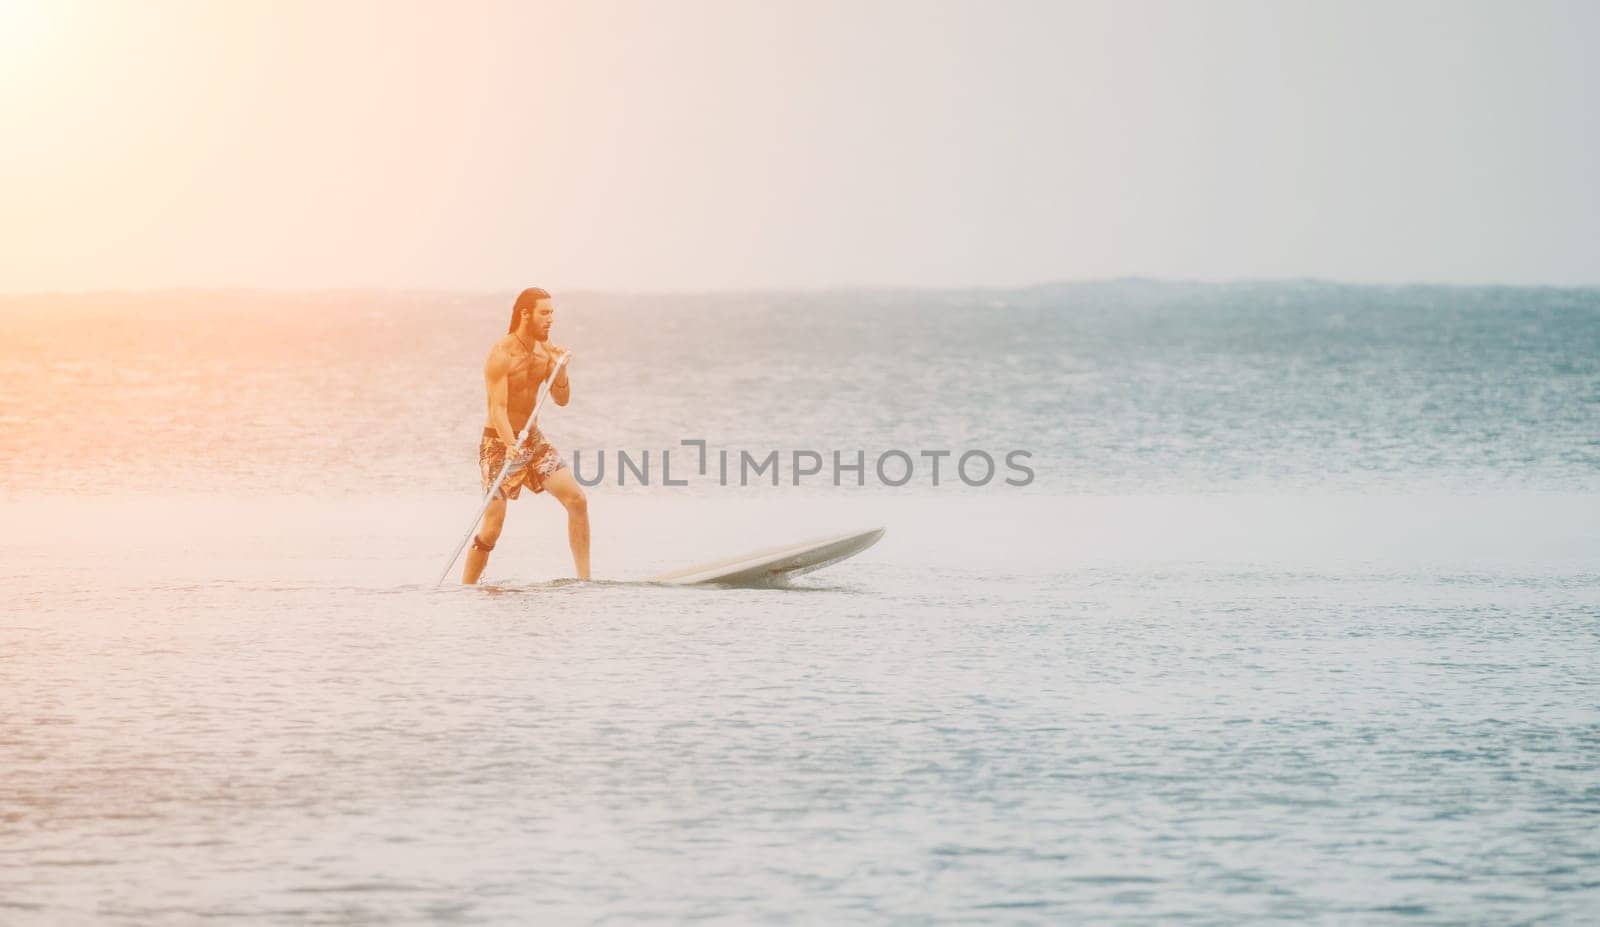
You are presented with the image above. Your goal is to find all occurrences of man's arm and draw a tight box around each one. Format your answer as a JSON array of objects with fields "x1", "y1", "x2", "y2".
[
  {"x1": 485, "y1": 348, "x2": 517, "y2": 446},
  {"x1": 550, "y1": 347, "x2": 572, "y2": 407}
]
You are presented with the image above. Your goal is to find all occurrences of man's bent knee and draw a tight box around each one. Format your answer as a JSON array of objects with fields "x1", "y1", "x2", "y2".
[{"x1": 543, "y1": 471, "x2": 586, "y2": 512}]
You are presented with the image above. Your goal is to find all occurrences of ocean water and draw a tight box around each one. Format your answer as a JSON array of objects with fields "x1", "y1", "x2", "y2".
[{"x1": 2, "y1": 283, "x2": 1598, "y2": 923}]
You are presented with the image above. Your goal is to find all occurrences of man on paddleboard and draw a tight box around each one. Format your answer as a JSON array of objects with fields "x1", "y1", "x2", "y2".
[{"x1": 462, "y1": 287, "x2": 590, "y2": 583}]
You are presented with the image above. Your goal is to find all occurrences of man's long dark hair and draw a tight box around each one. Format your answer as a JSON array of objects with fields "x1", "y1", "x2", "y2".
[{"x1": 508, "y1": 287, "x2": 551, "y2": 333}]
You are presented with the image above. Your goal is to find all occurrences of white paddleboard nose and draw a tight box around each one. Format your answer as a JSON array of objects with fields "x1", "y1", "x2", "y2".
[{"x1": 651, "y1": 526, "x2": 887, "y2": 587}]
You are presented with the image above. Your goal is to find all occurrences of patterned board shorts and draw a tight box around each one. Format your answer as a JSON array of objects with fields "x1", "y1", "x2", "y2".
[{"x1": 479, "y1": 428, "x2": 567, "y2": 500}]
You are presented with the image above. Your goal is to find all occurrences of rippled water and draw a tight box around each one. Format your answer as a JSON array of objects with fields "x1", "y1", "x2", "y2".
[
  {"x1": 2, "y1": 284, "x2": 1598, "y2": 922},
  {"x1": 3, "y1": 282, "x2": 1597, "y2": 496}
]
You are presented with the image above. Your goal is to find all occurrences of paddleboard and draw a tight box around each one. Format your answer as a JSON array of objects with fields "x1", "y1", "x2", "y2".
[{"x1": 650, "y1": 527, "x2": 886, "y2": 587}]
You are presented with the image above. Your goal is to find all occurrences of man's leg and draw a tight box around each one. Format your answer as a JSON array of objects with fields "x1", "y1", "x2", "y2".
[
  {"x1": 542, "y1": 469, "x2": 590, "y2": 580},
  {"x1": 462, "y1": 496, "x2": 508, "y2": 584}
]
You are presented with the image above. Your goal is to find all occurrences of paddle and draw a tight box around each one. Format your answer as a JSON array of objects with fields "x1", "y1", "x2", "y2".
[{"x1": 436, "y1": 352, "x2": 570, "y2": 585}]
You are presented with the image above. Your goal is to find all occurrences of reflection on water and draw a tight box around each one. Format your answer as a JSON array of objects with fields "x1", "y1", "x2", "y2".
[{"x1": 3, "y1": 492, "x2": 1598, "y2": 923}]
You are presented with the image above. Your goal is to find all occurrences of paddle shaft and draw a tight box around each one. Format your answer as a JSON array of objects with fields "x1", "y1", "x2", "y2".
[{"x1": 436, "y1": 353, "x2": 569, "y2": 585}]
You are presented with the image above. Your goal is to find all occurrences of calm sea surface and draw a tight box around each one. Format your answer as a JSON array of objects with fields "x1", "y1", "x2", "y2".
[{"x1": 2, "y1": 283, "x2": 1598, "y2": 923}]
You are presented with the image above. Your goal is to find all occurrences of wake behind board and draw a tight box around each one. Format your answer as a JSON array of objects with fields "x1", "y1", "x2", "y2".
[{"x1": 650, "y1": 527, "x2": 886, "y2": 587}]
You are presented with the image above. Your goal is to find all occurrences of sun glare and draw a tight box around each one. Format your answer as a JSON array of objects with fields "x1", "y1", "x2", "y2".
[{"x1": 0, "y1": 0, "x2": 72, "y2": 79}]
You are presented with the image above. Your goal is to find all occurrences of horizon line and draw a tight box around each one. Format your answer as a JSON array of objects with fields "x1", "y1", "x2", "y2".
[{"x1": 3, "y1": 275, "x2": 1599, "y2": 300}]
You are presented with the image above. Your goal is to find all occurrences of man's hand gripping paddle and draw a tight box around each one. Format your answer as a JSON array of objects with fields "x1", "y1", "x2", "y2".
[{"x1": 436, "y1": 352, "x2": 570, "y2": 585}]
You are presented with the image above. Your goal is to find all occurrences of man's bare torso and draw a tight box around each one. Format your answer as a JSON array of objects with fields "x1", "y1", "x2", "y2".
[{"x1": 486, "y1": 334, "x2": 561, "y2": 435}]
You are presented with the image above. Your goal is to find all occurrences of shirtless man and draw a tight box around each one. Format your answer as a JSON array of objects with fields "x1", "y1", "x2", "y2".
[{"x1": 462, "y1": 287, "x2": 590, "y2": 584}]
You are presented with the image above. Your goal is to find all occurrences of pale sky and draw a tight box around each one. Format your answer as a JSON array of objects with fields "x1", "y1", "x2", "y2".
[{"x1": 2, "y1": 0, "x2": 1596, "y2": 291}]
